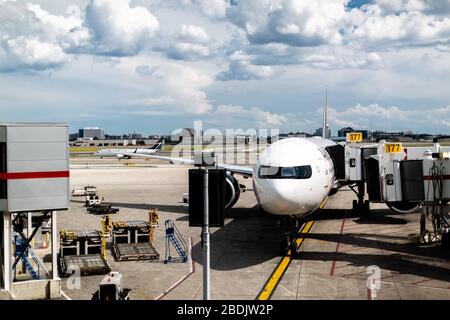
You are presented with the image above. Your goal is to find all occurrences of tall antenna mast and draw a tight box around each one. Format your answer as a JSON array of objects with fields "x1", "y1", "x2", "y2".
[{"x1": 322, "y1": 82, "x2": 328, "y2": 139}]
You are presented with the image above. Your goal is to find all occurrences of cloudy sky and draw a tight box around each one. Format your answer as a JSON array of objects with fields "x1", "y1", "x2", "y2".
[{"x1": 0, "y1": 0, "x2": 449, "y2": 135}]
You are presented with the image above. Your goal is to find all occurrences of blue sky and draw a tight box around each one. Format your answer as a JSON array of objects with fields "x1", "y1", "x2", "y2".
[{"x1": 0, "y1": 0, "x2": 450, "y2": 135}]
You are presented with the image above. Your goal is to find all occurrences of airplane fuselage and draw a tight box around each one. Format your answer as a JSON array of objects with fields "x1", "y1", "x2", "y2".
[
  {"x1": 95, "y1": 148, "x2": 158, "y2": 158},
  {"x1": 252, "y1": 138, "x2": 335, "y2": 217}
]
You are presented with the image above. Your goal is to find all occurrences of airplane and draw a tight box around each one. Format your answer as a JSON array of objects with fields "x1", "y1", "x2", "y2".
[
  {"x1": 124, "y1": 135, "x2": 338, "y2": 217},
  {"x1": 119, "y1": 92, "x2": 342, "y2": 218},
  {"x1": 122, "y1": 98, "x2": 415, "y2": 218},
  {"x1": 94, "y1": 141, "x2": 164, "y2": 159}
]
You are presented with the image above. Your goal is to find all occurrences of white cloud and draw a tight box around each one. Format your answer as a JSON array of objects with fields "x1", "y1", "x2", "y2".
[
  {"x1": 177, "y1": 24, "x2": 210, "y2": 44},
  {"x1": 0, "y1": 2, "x2": 88, "y2": 48},
  {"x1": 227, "y1": 0, "x2": 348, "y2": 47},
  {"x1": 135, "y1": 65, "x2": 158, "y2": 77},
  {"x1": 215, "y1": 104, "x2": 287, "y2": 127},
  {"x1": 373, "y1": 0, "x2": 427, "y2": 14},
  {"x1": 219, "y1": 0, "x2": 450, "y2": 74},
  {"x1": 225, "y1": 0, "x2": 450, "y2": 49},
  {"x1": 0, "y1": 0, "x2": 160, "y2": 72},
  {"x1": 349, "y1": 3, "x2": 450, "y2": 48},
  {"x1": 326, "y1": 103, "x2": 450, "y2": 132},
  {"x1": 85, "y1": 0, "x2": 159, "y2": 56},
  {"x1": 165, "y1": 24, "x2": 213, "y2": 60},
  {"x1": 429, "y1": 105, "x2": 450, "y2": 117},
  {"x1": 327, "y1": 103, "x2": 411, "y2": 129},
  {"x1": 436, "y1": 44, "x2": 450, "y2": 52},
  {"x1": 373, "y1": 0, "x2": 450, "y2": 16},
  {"x1": 248, "y1": 43, "x2": 384, "y2": 69},
  {"x1": 141, "y1": 97, "x2": 175, "y2": 106},
  {"x1": 0, "y1": 1, "x2": 87, "y2": 71},
  {"x1": 0, "y1": 36, "x2": 67, "y2": 72},
  {"x1": 125, "y1": 59, "x2": 213, "y2": 114},
  {"x1": 167, "y1": 42, "x2": 211, "y2": 60},
  {"x1": 304, "y1": 51, "x2": 383, "y2": 69},
  {"x1": 180, "y1": 0, "x2": 229, "y2": 18},
  {"x1": 216, "y1": 50, "x2": 274, "y2": 81},
  {"x1": 162, "y1": 64, "x2": 213, "y2": 113}
]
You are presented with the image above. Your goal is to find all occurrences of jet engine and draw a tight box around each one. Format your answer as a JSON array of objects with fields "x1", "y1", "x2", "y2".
[
  {"x1": 225, "y1": 174, "x2": 241, "y2": 210},
  {"x1": 387, "y1": 201, "x2": 420, "y2": 214}
]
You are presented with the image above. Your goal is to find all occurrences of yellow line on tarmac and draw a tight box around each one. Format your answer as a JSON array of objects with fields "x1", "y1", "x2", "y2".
[
  {"x1": 257, "y1": 220, "x2": 315, "y2": 300},
  {"x1": 320, "y1": 196, "x2": 329, "y2": 209}
]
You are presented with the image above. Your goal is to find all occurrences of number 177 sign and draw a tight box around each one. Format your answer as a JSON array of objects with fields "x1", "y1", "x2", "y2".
[
  {"x1": 346, "y1": 132, "x2": 363, "y2": 143},
  {"x1": 385, "y1": 143, "x2": 402, "y2": 154}
]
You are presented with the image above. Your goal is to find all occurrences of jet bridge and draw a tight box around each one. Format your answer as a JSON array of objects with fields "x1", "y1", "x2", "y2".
[
  {"x1": 334, "y1": 134, "x2": 450, "y2": 247},
  {"x1": 365, "y1": 141, "x2": 450, "y2": 246},
  {"x1": 326, "y1": 136, "x2": 378, "y2": 213}
]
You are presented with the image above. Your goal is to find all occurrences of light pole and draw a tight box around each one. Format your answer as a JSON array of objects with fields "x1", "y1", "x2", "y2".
[{"x1": 203, "y1": 168, "x2": 210, "y2": 300}]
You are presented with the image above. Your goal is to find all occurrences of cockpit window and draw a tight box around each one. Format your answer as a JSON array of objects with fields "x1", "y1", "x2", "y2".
[
  {"x1": 258, "y1": 165, "x2": 312, "y2": 179},
  {"x1": 281, "y1": 167, "x2": 295, "y2": 178}
]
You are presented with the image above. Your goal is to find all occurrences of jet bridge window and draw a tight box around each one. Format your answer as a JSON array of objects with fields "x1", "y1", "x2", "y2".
[{"x1": 258, "y1": 165, "x2": 312, "y2": 179}]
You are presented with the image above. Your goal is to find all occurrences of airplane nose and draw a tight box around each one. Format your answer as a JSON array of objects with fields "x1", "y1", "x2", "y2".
[{"x1": 257, "y1": 180, "x2": 318, "y2": 216}]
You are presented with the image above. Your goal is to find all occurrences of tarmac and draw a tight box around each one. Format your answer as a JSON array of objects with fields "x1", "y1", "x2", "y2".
[{"x1": 57, "y1": 157, "x2": 450, "y2": 300}]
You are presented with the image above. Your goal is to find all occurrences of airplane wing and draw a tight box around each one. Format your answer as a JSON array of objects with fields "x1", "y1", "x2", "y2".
[
  {"x1": 123, "y1": 153, "x2": 254, "y2": 177},
  {"x1": 128, "y1": 153, "x2": 195, "y2": 165},
  {"x1": 217, "y1": 163, "x2": 254, "y2": 177}
]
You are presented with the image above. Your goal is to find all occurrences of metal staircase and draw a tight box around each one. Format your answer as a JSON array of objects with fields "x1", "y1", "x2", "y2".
[
  {"x1": 13, "y1": 235, "x2": 39, "y2": 280},
  {"x1": 164, "y1": 220, "x2": 188, "y2": 263}
]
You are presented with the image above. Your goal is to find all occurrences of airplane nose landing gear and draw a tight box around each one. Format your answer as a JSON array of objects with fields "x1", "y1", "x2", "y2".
[
  {"x1": 278, "y1": 218, "x2": 302, "y2": 256},
  {"x1": 279, "y1": 232, "x2": 300, "y2": 256}
]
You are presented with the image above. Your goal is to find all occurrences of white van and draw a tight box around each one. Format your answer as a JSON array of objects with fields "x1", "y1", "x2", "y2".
[
  {"x1": 72, "y1": 187, "x2": 86, "y2": 196},
  {"x1": 84, "y1": 186, "x2": 98, "y2": 195}
]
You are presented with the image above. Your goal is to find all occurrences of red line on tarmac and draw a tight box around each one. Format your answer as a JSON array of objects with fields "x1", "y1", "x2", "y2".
[
  {"x1": 340, "y1": 270, "x2": 366, "y2": 278},
  {"x1": 423, "y1": 175, "x2": 450, "y2": 180},
  {"x1": 367, "y1": 288, "x2": 372, "y2": 300},
  {"x1": 410, "y1": 278, "x2": 432, "y2": 285},
  {"x1": 155, "y1": 237, "x2": 195, "y2": 300},
  {"x1": 0, "y1": 171, "x2": 69, "y2": 180},
  {"x1": 330, "y1": 219, "x2": 346, "y2": 276}
]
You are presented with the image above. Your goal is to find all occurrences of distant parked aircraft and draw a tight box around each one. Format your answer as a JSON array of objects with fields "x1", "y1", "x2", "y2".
[{"x1": 94, "y1": 141, "x2": 164, "y2": 159}]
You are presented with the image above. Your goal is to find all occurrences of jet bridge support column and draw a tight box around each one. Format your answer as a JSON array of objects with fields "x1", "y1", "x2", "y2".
[
  {"x1": 357, "y1": 182, "x2": 365, "y2": 206},
  {"x1": 51, "y1": 212, "x2": 58, "y2": 280},
  {"x1": 350, "y1": 182, "x2": 370, "y2": 215},
  {"x1": 420, "y1": 207, "x2": 426, "y2": 238},
  {"x1": 1, "y1": 213, "x2": 12, "y2": 293}
]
